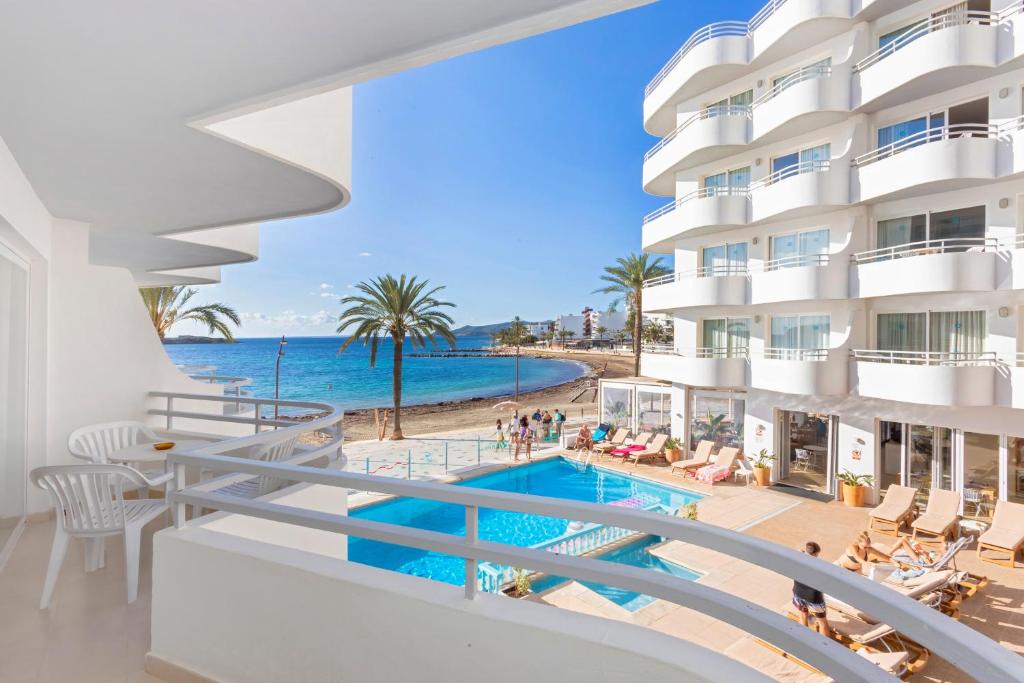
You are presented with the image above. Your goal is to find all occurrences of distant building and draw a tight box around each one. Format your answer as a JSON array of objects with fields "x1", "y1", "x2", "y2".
[
  {"x1": 553, "y1": 314, "x2": 585, "y2": 338},
  {"x1": 591, "y1": 310, "x2": 627, "y2": 336},
  {"x1": 526, "y1": 321, "x2": 552, "y2": 337}
]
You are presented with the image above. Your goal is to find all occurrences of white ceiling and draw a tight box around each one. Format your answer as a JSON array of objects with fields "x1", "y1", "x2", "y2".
[{"x1": 0, "y1": 0, "x2": 648, "y2": 239}]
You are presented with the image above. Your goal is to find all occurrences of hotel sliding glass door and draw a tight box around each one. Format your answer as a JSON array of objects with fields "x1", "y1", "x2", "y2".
[
  {"x1": 0, "y1": 244, "x2": 28, "y2": 564},
  {"x1": 777, "y1": 410, "x2": 836, "y2": 494}
]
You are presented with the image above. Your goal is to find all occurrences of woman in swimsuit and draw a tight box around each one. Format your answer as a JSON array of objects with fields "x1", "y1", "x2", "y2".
[
  {"x1": 513, "y1": 416, "x2": 532, "y2": 462},
  {"x1": 840, "y1": 531, "x2": 927, "y2": 573}
]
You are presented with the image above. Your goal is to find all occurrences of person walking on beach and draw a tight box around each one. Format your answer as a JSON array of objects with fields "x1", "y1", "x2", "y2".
[
  {"x1": 554, "y1": 409, "x2": 565, "y2": 437},
  {"x1": 514, "y1": 416, "x2": 532, "y2": 462},
  {"x1": 792, "y1": 541, "x2": 832, "y2": 638},
  {"x1": 541, "y1": 410, "x2": 553, "y2": 440},
  {"x1": 495, "y1": 419, "x2": 507, "y2": 449}
]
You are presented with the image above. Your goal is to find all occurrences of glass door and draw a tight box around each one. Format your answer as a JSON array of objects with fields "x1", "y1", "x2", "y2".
[
  {"x1": 0, "y1": 243, "x2": 28, "y2": 565},
  {"x1": 907, "y1": 425, "x2": 953, "y2": 510},
  {"x1": 777, "y1": 410, "x2": 836, "y2": 493}
]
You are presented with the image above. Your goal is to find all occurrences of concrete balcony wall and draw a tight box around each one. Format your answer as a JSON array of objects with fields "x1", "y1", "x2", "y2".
[
  {"x1": 1012, "y1": 247, "x2": 1024, "y2": 290},
  {"x1": 751, "y1": 69, "x2": 850, "y2": 143},
  {"x1": 749, "y1": 0, "x2": 852, "y2": 59},
  {"x1": 854, "y1": 137, "x2": 998, "y2": 203},
  {"x1": 751, "y1": 259, "x2": 848, "y2": 304},
  {"x1": 852, "y1": 251, "x2": 997, "y2": 299},
  {"x1": 642, "y1": 193, "x2": 750, "y2": 252},
  {"x1": 851, "y1": 360, "x2": 995, "y2": 406},
  {"x1": 750, "y1": 351, "x2": 848, "y2": 395},
  {"x1": 643, "y1": 114, "x2": 750, "y2": 195},
  {"x1": 643, "y1": 275, "x2": 749, "y2": 312},
  {"x1": 854, "y1": 22, "x2": 998, "y2": 108},
  {"x1": 641, "y1": 352, "x2": 748, "y2": 388},
  {"x1": 749, "y1": 164, "x2": 849, "y2": 223},
  {"x1": 997, "y1": 365, "x2": 1024, "y2": 409}
]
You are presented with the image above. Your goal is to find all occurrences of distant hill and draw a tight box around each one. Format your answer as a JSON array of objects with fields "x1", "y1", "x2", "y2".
[
  {"x1": 451, "y1": 321, "x2": 549, "y2": 337},
  {"x1": 163, "y1": 335, "x2": 234, "y2": 344}
]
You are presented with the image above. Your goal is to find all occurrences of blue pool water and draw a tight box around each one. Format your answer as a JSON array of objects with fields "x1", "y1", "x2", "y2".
[
  {"x1": 348, "y1": 458, "x2": 703, "y2": 586},
  {"x1": 162, "y1": 335, "x2": 586, "y2": 410},
  {"x1": 530, "y1": 535, "x2": 701, "y2": 611}
]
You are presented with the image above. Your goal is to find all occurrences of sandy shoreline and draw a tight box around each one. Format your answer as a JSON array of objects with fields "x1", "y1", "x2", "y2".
[{"x1": 339, "y1": 349, "x2": 636, "y2": 441}]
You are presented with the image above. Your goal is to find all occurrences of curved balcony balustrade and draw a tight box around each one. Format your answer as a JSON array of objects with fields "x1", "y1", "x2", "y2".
[
  {"x1": 642, "y1": 186, "x2": 750, "y2": 253},
  {"x1": 642, "y1": 265, "x2": 750, "y2": 312},
  {"x1": 750, "y1": 347, "x2": 848, "y2": 395},
  {"x1": 750, "y1": 253, "x2": 848, "y2": 304},
  {"x1": 643, "y1": 106, "x2": 751, "y2": 195},
  {"x1": 749, "y1": 159, "x2": 849, "y2": 223},
  {"x1": 1001, "y1": 353, "x2": 1024, "y2": 409},
  {"x1": 853, "y1": 11, "x2": 999, "y2": 110},
  {"x1": 850, "y1": 350, "x2": 996, "y2": 406},
  {"x1": 644, "y1": 0, "x2": 856, "y2": 135},
  {"x1": 641, "y1": 345, "x2": 749, "y2": 388},
  {"x1": 750, "y1": 65, "x2": 850, "y2": 144},
  {"x1": 851, "y1": 237, "x2": 998, "y2": 298},
  {"x1": 852, "y1": 124, "x2": 998, "y2": 203}
]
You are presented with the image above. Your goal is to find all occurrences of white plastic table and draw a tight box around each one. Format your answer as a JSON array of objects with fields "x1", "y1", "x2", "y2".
[{"x1": 108, "y1": 439, "x2": 210, "y2": 465}]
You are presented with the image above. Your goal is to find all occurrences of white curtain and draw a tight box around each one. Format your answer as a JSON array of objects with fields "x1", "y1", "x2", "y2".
[
  {"x1": 930, "y1": 310, "x2": 985, "y2": 356},
  {"x1": 877, "y1": 312, "x2": 926, "y2": 351}
]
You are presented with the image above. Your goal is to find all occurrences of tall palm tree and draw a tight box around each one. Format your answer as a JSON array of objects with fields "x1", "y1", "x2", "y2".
[
  {"x1": 499, "y1": 316, "x2": 530, "y2": 400},
  {"x1": 594, "y1": 253, "x2": 669, "y2": 375},
  {"x1": 337, "y1": 274, "x2": 455, "y2": 440},
  {"x1": 140, "y1": 286, "x2": 241, "y2": 342}
]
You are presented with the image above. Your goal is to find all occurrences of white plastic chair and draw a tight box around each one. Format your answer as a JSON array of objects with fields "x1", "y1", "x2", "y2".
[
  {"x1": 733, "y1": 458, "x2": 755, "y2": 486},
  {"x1": 67, "y1": 421, "x2": 173, "y2": 493},
  {"x1": 795, "y1": 448, "x2": 812, "y2": 472},
  {"x1": 208, "y1": 433, "x2": 302, "y2": 501},
  {"x1": 30, "y1": 464, "x2": 169, "y2": 608}
]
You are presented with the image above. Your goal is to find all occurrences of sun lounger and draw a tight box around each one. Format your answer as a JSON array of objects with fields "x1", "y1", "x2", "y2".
[
  {"x1": 977, "y1": 499, "x2": 1024, "y2": 569},
  {"x1": 625, "y1": 433, "x2": 669, "y2": 467},
  {"x1": 911, "y1": 488, "x2": 961, "y2": 545},
  {"x1": 591, "y1": 428, "x2": 629, "y2": 456},
  {"x1": 869, "y1": 484, "x2": 917, "y2": 536},
  {"x1": 694, "y1": 447, "x2": 739, "y2": 485},
  {"x1": 723, "y1": 637, "x2": 832, "y2": 682},
  {"x1": 608, "y1": 432, "x2": 651, "y2": 458},
  {"x1": 669, "y1": 440, "x2": 714, "y2": 477}
]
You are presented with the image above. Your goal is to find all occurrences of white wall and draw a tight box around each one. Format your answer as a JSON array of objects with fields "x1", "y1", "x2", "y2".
[{"x1": 151, "y1": 525, "x2": 762, "y2": 683}]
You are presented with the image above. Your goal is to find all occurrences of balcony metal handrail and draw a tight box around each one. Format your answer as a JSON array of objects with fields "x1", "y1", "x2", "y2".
[
  {"x1": 751, "y1": 65, "x2": 831, "y2": 107},
  {"x1": 851, "y1": 349, "x2": 998, "y2": 366},
  {"x1": 761, "y1": 347, "x2": 830, "y2": 361},
  {"x1": 189, "y1": 374, "x2": 253, "y2": 389},
  {"x1": 643, "y1": 344, "x2": 749, "y2": 359},
  {"x1": 148, "y1": 390, "x2": 343, "y2": 437},
  {"x1": 761, "y1": 252, "x2": 829, "y2": 271},
  {"x1": 748, "y1": 0, "x2": 790, "y2": 31},
  {"x1": 852, "y1": 237, "x2": 999, "y2": 264},
  {"x1": 643, "y1": 263, "x2": 749, "y2": 288},
  {"x1": 644, "y1": 105, "x2": 751, "y2": 161},
  {"x1": 165, "y1": 450, "x2": 1022, "y2": 682},
  {"x1": 748, "y1": 158, "x2": 829, "y2": 190},
  {"x1": 853, "y1": 11, "x2": 998, "y2": 73},
  {"x1": 642, "y1": 184, "x2": 749, "y2": 225},
  {"x1": 645, "y1": 21, "x2": 749, "y2": 96},
  {"x1": 852, "y1": 123, "x2": 998, "y2": 167}
]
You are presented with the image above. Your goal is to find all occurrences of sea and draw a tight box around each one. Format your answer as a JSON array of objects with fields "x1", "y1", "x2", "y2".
[{"x1": 162, "y1": 335, "x2": 586, "y2": 411}]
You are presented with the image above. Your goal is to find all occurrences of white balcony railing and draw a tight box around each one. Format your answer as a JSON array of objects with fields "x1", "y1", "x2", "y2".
[
  {"x1": 644, "y1": 105, "x2": 751, "y2": 161},
  {"x1": 163, "y1": 446, "x2": 1021, "y2": 682},
  {"x1": 761, "y1": 347, "x2": 829, "y2": 360},
  {"x1": 645, "y1": 21, "x2": 749, "y2": 95},
  {"x1": 853, "y1": 11, "x2": 998, "y2": 73},
  {"x1": 643, "y1": 264, "x2": 749, "y2": 288},
  {"x1": 762, "y1": 252, "x2": 829, "y2": 271},
  {"x1": 852, "y1": 123, "x2": 998, "y2": 167},
  {"x1": 643, "y1": 344, "x2": 749, "y2": 359},
  {"x1": 748, "y1": 159, "x2": 829, "y2": 190},
  {"x1": 850, "y1": 349, "x2": 998, "y2": 366},
  {"x1": 852, "y1": 237, "x2": 998, "y2": 264},
  {"x1": 642, "y1": 185, "x2": 748, "y2": 225},
  {"x1": 751, "y1": 64, "x2": 831, "y2": 107}
]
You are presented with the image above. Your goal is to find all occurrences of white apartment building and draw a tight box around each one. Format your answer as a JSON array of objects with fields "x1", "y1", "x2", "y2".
[
  {"x1": 590, "y1": 309, "x2": 628, "y2": 334},
  {"x1": 554, "y1": 313, "x2": 587, "y2": 337},
  {"x1": 640, "y1": 0, "x2": 1024, "y2": 514}
]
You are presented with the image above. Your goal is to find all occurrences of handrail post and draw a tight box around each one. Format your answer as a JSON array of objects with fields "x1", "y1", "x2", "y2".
[
  {"x1": 445, "y1": 442, "x2": 449, "y2": 473},
  {"x1": 173, "y1": 462, "x2": 186, "y2": 529},
  {"x1": 166, "y1": 396, "x2": 173, "y2": 431},
  {"x1": 477, "y1": 437, "x2": 481, "y2": 466},
  {"x1": 407, "y1": 449, "x2": 412, "y2": 479},
  {"x1": 254, "y1": 400, "x2": 261, "y2": 434},
  {"x1": 464, "y1": 505, "x2": 479, "y2": 600},
  {"x1": 365, "y1": 457, "x2": 370, "y2": 475}
]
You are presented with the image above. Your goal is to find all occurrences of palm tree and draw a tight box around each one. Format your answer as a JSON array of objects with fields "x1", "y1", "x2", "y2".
[
  {"x1": 139, "y1": 286, "x2": 241, "y2": 342},
  {"x1": 337, "y1": 274, "x2": 455, "y2": 440},
  {"x1": 595, "y1": 325, "x2": 608, "y2": 340},
  {"x1": 594, "y1": 253, "x2": 669, "y2": 375},
  {"x1": 499, "y1": 316, "x2": 531, "y2": 399}
]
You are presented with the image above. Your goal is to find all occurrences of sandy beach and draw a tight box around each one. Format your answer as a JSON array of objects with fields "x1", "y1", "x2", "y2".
[{"x1": 340, "y1": 348, "x2": 636, "y2": 441}]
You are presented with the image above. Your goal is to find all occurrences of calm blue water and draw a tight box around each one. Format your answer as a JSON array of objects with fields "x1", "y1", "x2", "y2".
[
  {"x1": 530, "y1": 535, "x2": 700, "y2": 611},
  {"x1": 348, "y1": 457, "x2": 702, "y2": 586},
  {"x1": 162, "y1": 335, "x2": 585, "y2": 410}
]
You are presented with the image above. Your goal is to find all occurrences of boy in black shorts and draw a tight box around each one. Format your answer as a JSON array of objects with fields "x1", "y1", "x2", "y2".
[{"x1": 792, "y1": 541, "x2": 832, "y2": 638}]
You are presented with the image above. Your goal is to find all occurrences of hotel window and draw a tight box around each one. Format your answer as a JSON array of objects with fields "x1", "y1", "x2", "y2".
[
  {"x1": 637, "y1": 389, "x2": 671, "y2": 436},
  {"x1": 877, "y1": 3, "x2": 976, "y2": 52},
  {"x1": 768, "y1": 228, "x2": 828, "y2": 269},
  {"x1": 877, "y1": 205, "x2": 985, "y2": 251},
  {"x1": 689, "y1": 390, "x2": 745, "y2": 451},
  {"x1": 701, "y1": 318, "x2": 749, "y2": 357},
  {"x1": 700, "y1": 241, "x2": 748, "y2": 276},
  {"x1": 705, "y1": 88, "x2": 753, "y2": 115},
  {"x1": 770, "y1": 143, "x2": 829, "y2": 180},
  {"x1": 771, "y1": 57, "x2": 831, "y2": 93},
  {"x1": 702, "y1": 166, "x2": 750, "y2": 192},
  {"x1": 875, "y1": 97, "x2": 988, "y2": 156},
  {"x1": 876, "y1": 310, "x2": 986, "y2": 358},
  {"x1": 769, "y1": 314, "x2": 829, "y2": 351}
]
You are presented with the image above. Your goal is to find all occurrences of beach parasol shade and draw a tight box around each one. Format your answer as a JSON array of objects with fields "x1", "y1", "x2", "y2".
[{"x1": 493, "y1": 400, "x2": 521, "y2": 411}]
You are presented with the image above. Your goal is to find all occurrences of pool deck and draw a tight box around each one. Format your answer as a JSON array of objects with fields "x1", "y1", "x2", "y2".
[{"x1": 532, "y1": 453, "x2": 1024, "y2": 682}]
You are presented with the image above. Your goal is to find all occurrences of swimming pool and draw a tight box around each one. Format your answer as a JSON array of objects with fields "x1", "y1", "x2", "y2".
[
  {"x1": 348, "y1": 457, "x2": 703, "y2": 587},
  {"x1": 530, "y1": 535, "x2": 701, "y2": 611}
]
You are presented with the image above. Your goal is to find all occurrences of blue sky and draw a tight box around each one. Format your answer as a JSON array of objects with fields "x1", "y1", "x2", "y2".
[{"x1": 174, "y1": 0, "x2": 763, "y2": 338}]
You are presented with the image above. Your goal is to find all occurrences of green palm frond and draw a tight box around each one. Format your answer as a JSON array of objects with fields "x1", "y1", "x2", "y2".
[{"x1": 139, "y1": 286, "x2": 240, "y2": 341}]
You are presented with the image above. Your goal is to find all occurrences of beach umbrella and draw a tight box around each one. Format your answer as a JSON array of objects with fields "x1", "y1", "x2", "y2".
[{"x1": 493, "y1": 400, "x2": 521, "y2": 411}]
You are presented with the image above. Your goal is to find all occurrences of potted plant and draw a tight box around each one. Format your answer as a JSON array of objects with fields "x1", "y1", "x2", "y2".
[
  {"x1": 503, "y1": 567, "x2": 532, "y2": 598},
  {"x1": 664, "y1": 436, "x2": 682, "y2": 463},
  {"x1": 836, "y1": 470, "x2": 874, "y2": 508},
  {"x1": 682, "y1": 502, "x2": 698, "y2": 520},
  {"x1": 749, "y1": 449, "x2": 775, "y2": 487}
]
